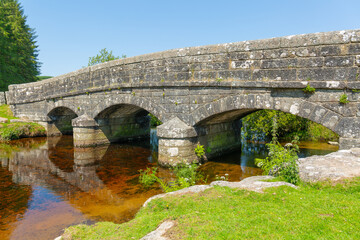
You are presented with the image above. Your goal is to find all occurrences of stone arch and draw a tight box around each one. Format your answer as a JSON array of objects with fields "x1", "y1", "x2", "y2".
[
  {"x1": 91, "y1": 96, "x2": 164, "y2": 143},
  {"x1": 191, "y1": 94, "x2": 343, "y2": 136},
  {"x1": 91, "y1": 95, "x2": 165, "y2": 122},
  {"x1": 47, "y1": 106, "x2": 78, "y2": 135}
]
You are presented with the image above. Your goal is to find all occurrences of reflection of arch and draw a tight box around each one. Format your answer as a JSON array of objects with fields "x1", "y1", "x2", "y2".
[
  {"x1": 191, "y1": 94, "x2": 342, "y2": 135},
  {"x1": 47, "y1": 107, "x2": 78, "y2": 135}
]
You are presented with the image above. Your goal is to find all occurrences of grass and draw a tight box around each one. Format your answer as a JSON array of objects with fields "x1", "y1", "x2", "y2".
[
  {"x1": 0, "y1": 104, "x2": 17, "y2": 120},
  {"x1": 63, "y1": 178, "x2": 360, "y2": 239},
  {"x1": 0, "y1": 104, "x2": 46, "y2": 141},
  {"x1": 36, "y1": 76, "x2": 53, "y2": 81}
]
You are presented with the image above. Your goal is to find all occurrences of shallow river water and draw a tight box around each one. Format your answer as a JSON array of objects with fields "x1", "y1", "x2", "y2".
[{"x1": 0, "y1": 135, "x2": 338, "y2": 240}]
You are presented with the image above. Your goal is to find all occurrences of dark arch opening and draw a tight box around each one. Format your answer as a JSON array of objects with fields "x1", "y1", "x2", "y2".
[
  {"x1": 94, "y1": 104, "x2": 152, "y2": 143},
  {"x1": 47, "y1": 107, "x2": 78, "y2": 135},
  {"x1": 194, "y1": 108, "x2": 339, "y2": 160}
]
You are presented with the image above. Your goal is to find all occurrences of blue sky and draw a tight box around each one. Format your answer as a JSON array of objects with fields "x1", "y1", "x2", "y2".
[{"x1": 19, "y1": 0, "x2": 360, "y2": 77}]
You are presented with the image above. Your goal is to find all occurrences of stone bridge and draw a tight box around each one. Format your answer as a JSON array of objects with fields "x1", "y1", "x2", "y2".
[{"x1": 5, "y1": 29, "x2": 360, "y2": 166}]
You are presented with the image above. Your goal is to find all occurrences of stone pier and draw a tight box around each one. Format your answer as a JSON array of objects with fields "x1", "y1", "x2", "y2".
[
  {"x1": 157, "y1": 117, "x2": 198, "y2": 166},
  {"x1": 157, "y1": 117, "x2": 242, "y2": 166},
  {"x1": 72, "y1": 114, "x2": 110, "y2": 147}
]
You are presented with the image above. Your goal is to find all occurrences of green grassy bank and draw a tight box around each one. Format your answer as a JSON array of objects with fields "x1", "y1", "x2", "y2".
[
  {"x1": 0, "y1": 105, "x2": 46, "y2": 141},
  {"x1": 63, "y1": 178, "x2": 360, "y2": 239}
]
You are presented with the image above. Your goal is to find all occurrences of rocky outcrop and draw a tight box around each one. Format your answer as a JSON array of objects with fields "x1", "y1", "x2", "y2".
[{"x1": 299, "y1": 148, "x2": 360, "y2": 182}]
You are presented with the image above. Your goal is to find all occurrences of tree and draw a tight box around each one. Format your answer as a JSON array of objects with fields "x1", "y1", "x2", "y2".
[
  {"x1": 88, "y1": 48, "x2": 126, "y2": 66},
  {"x1": 0, "y1": 0, "x2": 40, "y2": 91}
]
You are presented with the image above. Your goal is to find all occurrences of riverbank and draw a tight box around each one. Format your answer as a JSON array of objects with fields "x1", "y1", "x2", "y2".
[
  {"x1": 62, "y1": 176, "x2": 360, "y2": 239},
  {"x1": 60, "y1": 149, "x2": 360, "y2": 239},
  {"x1": 0, "y1": 105, "x2": 46, "y2": 141}
]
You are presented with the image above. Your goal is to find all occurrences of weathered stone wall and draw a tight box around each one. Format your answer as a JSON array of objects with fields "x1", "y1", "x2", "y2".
[{"x1": 0, "y1": 92, "x2": 6, "y2": 105}]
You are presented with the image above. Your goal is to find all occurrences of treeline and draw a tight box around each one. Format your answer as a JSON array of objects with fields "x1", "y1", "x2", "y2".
[
  {"x1": 242, "y1": 110, "x2": 339, "y2": 142},
  {"x1": 0, "y1": 0, "x2": 40, "y2": 91}
]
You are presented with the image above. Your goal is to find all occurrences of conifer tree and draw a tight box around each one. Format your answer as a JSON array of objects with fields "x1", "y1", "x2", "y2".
[{"x1": 0, "y1": 0, "x2": 40, "y2": 91}]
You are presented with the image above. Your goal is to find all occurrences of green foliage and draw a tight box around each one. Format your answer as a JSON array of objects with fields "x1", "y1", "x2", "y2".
[
  {"x1": 36, "y1": 76, "x2": 52, "y2": 81},
  {"x1": 88, "y1": 48, "x2": 126, "y2": 66},
  {"x1": 255, "y1": 117, "x2": 300, "y2": 185},
  {"x1": 339, "y1": 94, "x2": 349, "y2": 104},
  {"x1": 0, "y1": 104, "x2": 16, "y2": 120},
  {"x1": 0, "y1": 0, "x2": 40, "y2": 91},
  {"x1": 148, "y1": 113, "x2": 162, "y2": 127},
  {"x1": 194, "y1": 144, "x2": 205, "y2": 159},
  {"x1": 302, "y1": 84, "x2": 316, "y2": 94},
  {"x1": 138, "y1": 167, "x2": 158, "y2": 188},
  {"x1": 242, "y1": 109, "x2": 338, "y2": 142},
  {"x1": 139, "y1": 163, "x2": 205, "y2": 193},
  {"x1": 242, "y1": 110, "x2": 307, "y2": 141}
]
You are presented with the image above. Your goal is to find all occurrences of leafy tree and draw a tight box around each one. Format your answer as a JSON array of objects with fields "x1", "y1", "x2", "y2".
[
  {"x1": 242, "y1": 110, "x2": 308, "y2": 141},
  {"x1": 88, "y1": 48, "x2": 126, "y2": 66},
  {"x1": 0, "y1": 0, "x2": 40, "y2": 91}
]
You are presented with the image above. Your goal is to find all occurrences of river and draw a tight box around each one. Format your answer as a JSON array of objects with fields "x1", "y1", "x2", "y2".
[{"x1": 0, "y1": 132, "x2": 338, "y2": 240}]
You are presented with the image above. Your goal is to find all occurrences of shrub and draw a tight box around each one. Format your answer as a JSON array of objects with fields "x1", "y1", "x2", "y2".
[
  {"x1": 139, "y1": 162, "x2": 206, "y2": 193},
  {"x1": 302, "y1": 84, "x2": 316, "y2": 94},
  {"x1": 339, "y1": 94, "x2": 349, "y2": 104},
  {"x1": 255, "y1": 116, "x2": 300, "y2": 185},
  {"x1": 194, "y1": 144, "x2": 205, "y2": 159},
  {"x1": 149, "y1": 113, "x2": 162, "y2": 127}
]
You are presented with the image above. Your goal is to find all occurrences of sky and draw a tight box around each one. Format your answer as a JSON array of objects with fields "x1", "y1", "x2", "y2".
[{"x1": 19, "y1": 0, "x2": 360, "y2": 77}]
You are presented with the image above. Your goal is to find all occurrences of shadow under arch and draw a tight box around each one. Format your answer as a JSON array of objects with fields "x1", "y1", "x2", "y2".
[
  {"x1": 47, "y1": 106, "x2": 78, "y2": 135},
  {"x1": 191, "y1": 95, "x2": 342, "y2": 159},
  {"x1": 93, "y1": 103, "x2": 152, "y2": 143},
  {"x1": 191, "y1": 94, "x2": 343, "y2": 136}
]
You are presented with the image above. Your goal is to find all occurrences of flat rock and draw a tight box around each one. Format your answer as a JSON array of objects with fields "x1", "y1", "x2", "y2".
[
  {"x1": 143, "y1": 185, "x2": 211, "y2": 207},
  {"x1": 210, "y1": 176, "x2": 297, "y2": 192},
  {"x1": 298, "y1": 149, "x2": 360, "y2": 182},
  {"x1": 141, "y1": 220, "x2": 175, "y2": 240},
  {"x1": 0, "y1": 117, "x2": 7, "y2": 123},
  {"x1": 143, "y1": 176, "x2": 297, "y2": 207},
  {"x1": 9, "y1": 119, "x2": 28, "y2": 123}
]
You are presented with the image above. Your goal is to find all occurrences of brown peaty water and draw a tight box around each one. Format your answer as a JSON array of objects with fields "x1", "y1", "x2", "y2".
[{"x1": 0, "y1": 135, "x2": 338, "y2": 240}]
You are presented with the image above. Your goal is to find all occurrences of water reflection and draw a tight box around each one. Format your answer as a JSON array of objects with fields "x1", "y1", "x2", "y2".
[{"x1": 0, "y1": 135, "x2": 338, "y2": 240}]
